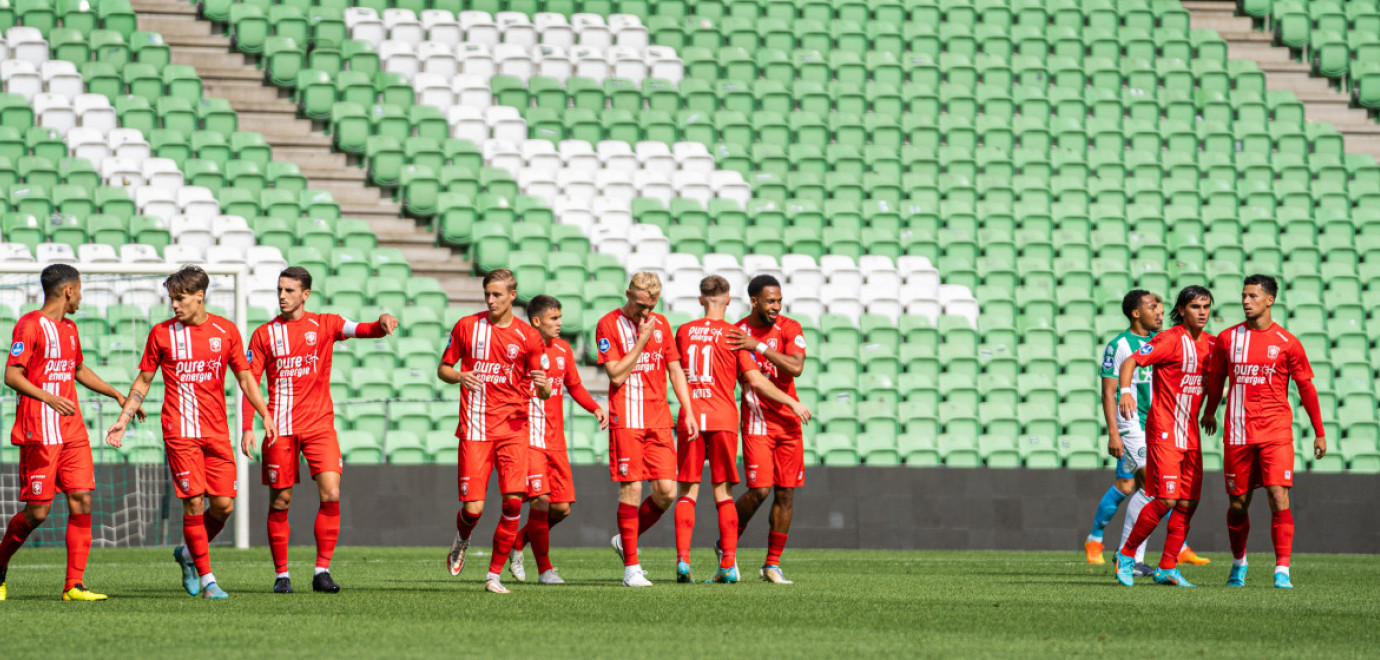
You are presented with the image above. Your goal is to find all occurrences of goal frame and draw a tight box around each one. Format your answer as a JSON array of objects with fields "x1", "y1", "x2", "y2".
[{"x1": 0, "y1": 261, "x2": 252, "y2": 549}]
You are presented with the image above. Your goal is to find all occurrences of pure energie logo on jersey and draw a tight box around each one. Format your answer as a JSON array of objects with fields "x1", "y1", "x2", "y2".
[{"x1": 175, "y1": 359, "x2": 225, "y2": 383}]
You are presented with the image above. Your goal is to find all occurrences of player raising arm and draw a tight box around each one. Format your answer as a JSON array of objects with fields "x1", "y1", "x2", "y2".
[
  {"x1": 243, "y1": 267, "x2": 397, "y2": 595},
  {"x1": 1200, "y1": 275, "x2": 1326, "y2": 589},
  {"x1": 723, "y1": 275, "x2": 808, "y2": 584},
  {"x1": 597, "y1": 272, "x2": 697, "y2": 588},
  {"x1": 1113, "y1": 286, "x2": 1218, "y2": 588},
  {"x1": 673, "y1": 276, "x2": 810, "y2": 585},
  {"x1": 106, "y1": 266, "x2": 274, "y2": 600},
  {"x1": 506, "y1": 295, "x2": 607, "y2": 585},
  {"x1": 1, "y1": 264, "x2": 140, "y2": 602},
  {"x1": 439, "y1": 269, "x2": 551, "y2": 594}
]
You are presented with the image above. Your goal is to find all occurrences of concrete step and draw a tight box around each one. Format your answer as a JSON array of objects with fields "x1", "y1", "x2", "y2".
[
  {"x1": 131, "y1": 1, "x2": 198, "y2": 16},
  {"x1": 1227, "y1": 41, "x2": 1296, "y2": 64}
]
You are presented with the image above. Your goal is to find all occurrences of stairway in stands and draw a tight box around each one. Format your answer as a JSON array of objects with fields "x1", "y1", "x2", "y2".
[
  {"x1": 129, "y1": 0, "x2": 484, "y2": 306},
  {"x1": 1184, "y1": 0, "x2": 1380, "y2": 156}
]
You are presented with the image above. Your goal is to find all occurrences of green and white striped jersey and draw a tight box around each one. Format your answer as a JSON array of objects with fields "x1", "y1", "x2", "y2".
[{"x1": 1100, "y1": 330, "x2": 1154, "y2": 431}]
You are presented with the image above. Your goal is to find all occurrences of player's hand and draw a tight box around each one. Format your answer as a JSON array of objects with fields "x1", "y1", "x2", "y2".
[
  {"x1": 725, "y1": 329, "x2": 759, "y2": 352},
  {"x1": 530, "y1": 370, "x2": 550, "y2": 393},
  {"x1": 594, "y1": 406, "x2": 609, "y2": 430},
  {"x1": 1314, "y1": 436, "x2": 1327, "y2": 460},
  {"x1": 43, "y1": 393, "x2": 77, "y2": 416},
  {"x1": 1107, "y1": 434, "x2": 1124, "y2": 460},
  {"x1": 636, "y1": 315, "x2": 655, "y2": 343},
  {"x1": 684, "y1": 414, "x2": 699, "y2": 441},
  {"x1": 1200, "y1": 415, "x2": 1218, "y2": 437},
  {"x1": 377, "y1": 313, "x2": 399, "y2": 336},
  {"x1": 789, "y1": 401, "x2": 812, "y2": 425},
  {"x1": 1117, "y1": 394, "x2": 1136, "y2": 421},
  {"x1": 240, "y1": 430, "x2": 258, "y2": 458},
  {"x1": 458, "y1": 371, "x2": 483, "y2": 392},
  {"x1": 104, "y1": 418, "x2": 128, "y2": 448}
]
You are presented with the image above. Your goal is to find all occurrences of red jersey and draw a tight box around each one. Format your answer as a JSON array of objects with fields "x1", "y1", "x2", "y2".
[
  {"x1": 1213, "y1": 322, "x2": 1313, "y2": 447},
  {"x1": 1131, "y1": 324, "x2": 1218, "y2": 450},
  {"x1": 676, "y1": 317, "x2": 759, "y2": 432},
  {"x1": 736, "y1": 314, "x2": 806, "y2": 436},
  {"x1": 139, "y1": 315, "x2": 249, "y2": 439},
  {"x1": 244, "y1": 312, "x2": 383, "y2": 435},
  {"x1": 529, "y1": 337, "x2": 582, "y2": 451},
  {"x1": 595, "y1": 309, "x2": 680, "y2": 430},
  {"x1": 441, "y1": 312, "x2": 546, "y2": 441},
  {"x1": 7, "y1": 310, "x2": 85, "y2": 446}
]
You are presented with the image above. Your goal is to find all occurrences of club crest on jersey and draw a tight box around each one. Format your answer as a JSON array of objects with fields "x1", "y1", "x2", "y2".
[
  {"x1": 1226, "y1": 478, "x2": 1235, "y2": 491},
  {"x1": 748, "y1": 469, "x2": 757, "y2": 483},
  {"x1": 1267, "y1": 345, "x2": 1280, "y2": 360},
  {"x1": 305, "y1": 331, "x2": 318, "y2": 346},
  {"x1": 70, "y1": 336, "x2": 76, "y2": 351},
  {"x1": 598, "y1": 338, "x2": 610, "y2": 353},
  {"x1": 618, "y1": 462, "x2": 629, "y2": 476},
  {"x1": 1138, "y1": 344, "x2": 1153, "y2": 355},
  {"x1": 10, "y1": 342, "x2": 23, "y2": 356},
  {"x1": 179, "y1": 478, "x2": 190, "y2": 492},
  {"x1": 532, "y1": 479, "x2": 542, "y2": 492},
  {"x1": 1285, "y1": 470, "x2": 1292, "y2": 480},
  {"x1": 268, "y1": 469, "x2": 278, "y2": 483},
  {"x1": 556, "y1": 356, "x2": 565, "y2": 369},
  {"x1": 768, "y1": 338, "x2": 779, "y2": 350},
  {"x1": 30, "y1": 480, "x2": 42, "y2": 495},
  {"x1": 460, "y1": 481, "x2": 469, "y2": 496},
  {"x1": 209, "y1": 337, "x2": 222, "y2": 353},
  {"x1": 1165, "y1": 480, "x2": 1176, "y2": 494},
  {"x1": 654, "y1": 329, "x2": 664, "y2": 343},
  {"x1": 507, "y1": 343, "x2": 520, "y2": 359}
]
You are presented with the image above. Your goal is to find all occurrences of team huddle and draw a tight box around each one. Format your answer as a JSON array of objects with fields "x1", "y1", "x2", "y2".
[
  {"x1": 1083, "y1": 277, "x2": 1326, "y2": 589},
  {"x1": 0, "y1": 262, "x2": 814, "y2": 598}
]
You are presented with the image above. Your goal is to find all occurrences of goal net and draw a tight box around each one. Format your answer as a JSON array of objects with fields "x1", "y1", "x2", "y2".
[{"x1": 0, "y1": 262, "x2": 250, "y2": 549}]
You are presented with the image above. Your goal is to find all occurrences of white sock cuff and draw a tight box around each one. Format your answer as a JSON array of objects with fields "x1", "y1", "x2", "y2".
[
  {"x1": 200, "y1": 573, "x2": 216, "y2": 588},
  {"x1": 1232, "y1": 558, "x2": 1247, "y2": 567},
  {"x1": 1276, "y1": 566, "x2": 1290, "y2": 576},
  {"x1": 276, "y1": 572, "x2": 290, "y2": 579}
]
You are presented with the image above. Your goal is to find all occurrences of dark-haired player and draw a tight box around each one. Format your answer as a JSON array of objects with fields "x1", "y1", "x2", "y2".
[
  {"x1": 1201, "y1": 275, "x2": 1325, "y2": 589},
  {"x1": 244, "y1": 267, "x2": 397, "y2": 594},
  {"x1": 107, "y1": 266, "x2": 274, "y2": 599},
  {"x1": 724, "y1": 274, "x2": 808, "y2": 584},
  {"x1": 440, "y1": 269, "x2": 551, "y2": 594},
  {"x1": 1113, "y1": 286, "x2": 1218, "y2": 588},
  {"x1": 1, "y1": 264, "x2": 138, "y2": 601},
  {"x1": 506, "y1": 294, "x2": 606, "y2": 585}
]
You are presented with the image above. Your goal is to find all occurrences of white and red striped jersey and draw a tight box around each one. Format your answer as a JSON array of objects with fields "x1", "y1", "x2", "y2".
[
  {"x1": 737, "y1": 315, "x2": 806, "y2": 437},
  {"x1": 529, "y1": 338, "x2": 582, "y2": 451},
  {"x1": 244, "y1": 312, "x2": 385, "y2": 435},
  {"x1": 139, "y1": 315, "x2": 248, "y2": 439},
  {"x1": 595, "y1": 309, "x2": 680, "y2": 430},
  {"x1": 441, "y1": 312, "x2": 546, "y2": 442},
  {"x1": 7, "y1": 310, "x2": 86, "y2": 446},
  {"x1": 1131, "y1": 324, "x2": 1219, "y2": 450},
  {"x1": 1212, "y1": 322, "x2": 1314, "y2": 447}
]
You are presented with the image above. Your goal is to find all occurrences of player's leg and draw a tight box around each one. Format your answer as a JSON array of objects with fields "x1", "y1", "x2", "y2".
[
  {"x1": 311, "y1": 471, "x2": 342, "y2": 593},
  {"x1": 1115, "y1": 445, "x2": 1179, "y2": 585},
  {"x1": 1224, "y1": 443, "x2": 1255, "y2": 586},
  {"x1": 483, "y1": 438, "x2": 528, "y2": 593},
  {"x1": 1120, "y1": 469, "x2": 1154, "y2": 571},
  {"x1": 1, "y1": 443, "x2": 59, "y2": 597},
  {"x1": 202, "y1": 438, "x2": 238, "y2": 544},
  {"x1": 760, "y1": 432, "x2": 802, "y2": 583},
  {"x1": 673, "y1": 428, "x2": 704, "y2": 581},
  {"x1": 1085, "y1": 464, "x2": 1134, "y2": 565},
  {"x1": 1261, "y1": 440, "x2": 1295, "y2": 587},
  {"x1": 263, "y1": 435, "x2": 298, "y2": 592},
  {"x1": 707, "y1": 432, "x2": 741, "y2": 582},
  {"x1": 735, "y1": 433, "x2": 773, "y2": 532},
  {"x1": 450, "y1": 440, "x2": 492, "y2": 576},
  {"x1": 167, "y1": 437, "x2": 217, "y2": 596},
  {"x1": 54, "y1": 441, "x2": 100, "y2": 598},
  {"x1": 609, "y1": 429, "x2": 654, "y2": 586},
  {"x1": 1152, "y1": 450, "x2": 1202, "y2": 587},
  {"x1": 511, "y1": 450, "x2": 552, "y2": 583}
]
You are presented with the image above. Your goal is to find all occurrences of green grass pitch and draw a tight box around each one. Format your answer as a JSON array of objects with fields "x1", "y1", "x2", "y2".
[{"x1": 3, "y1": 547, "x2": 1378, "y2": 658}]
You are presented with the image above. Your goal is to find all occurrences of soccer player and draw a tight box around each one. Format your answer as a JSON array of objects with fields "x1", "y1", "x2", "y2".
[
  {"x1": 506, "y1": 294, "x2": 607, "y2": 585},
  {"x1": 0, "y1": 264, "x2": 140, "y2": 602},
  {"x1": 439, "y1": 269, "x2": 551, "y2": 594},
  {"x1": 1201, "y1": 275, "x2": 1326, "y2": 589},
  {"x1": 243, "y1": 267, "x2": 397, "y2": 594},
  {"x1": 1113, "y1": 286, "x2": 1218, "y2": 588},
  {"x1": 596, "y1": 272, "x2": 697, "y2": 588},
  {"x1": 724, "y1": 275, "x2": 808, "y2": 584},
  {"x1": 1089, "y1": 291, "x2": 1207, "y2": 574},
  {"x1": 673, "y1": 276, "x2": 812, "y2": 585},
  {"x1": 106, "y1": 266, "x2": 275, "y2": 599}
]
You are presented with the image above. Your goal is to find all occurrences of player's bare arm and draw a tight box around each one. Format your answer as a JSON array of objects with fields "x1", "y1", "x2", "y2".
[
  {"x1": 75, "y1": 363, "x2": 145, "y2": 422},
  {"x1": 667, "y1": 360, "x2": 698, "y2": 440},
  {"x1": 437, "y1": 363, "x2": 483, "y2": 391},
  {"x1": 1101, "y1": 377, "x2": 1124, "y2": 459},
  {"x1": 602, "y1": 316, "x2": 655, "y2": 386},
  {"x1": 4, "y1": 363, "x2": 77, "y2": 416},
  {"x1": 235, "y1": 368, "x2": 276, "y2": 457},
  {"x1": 743, "y1": 370, "x2": 812, "y2": 424},
  {"x1": 106, "y1": 370, "x2": 156, "y2": 447},
  {"x1": 726, "y1": 329, "x2": 805, "y2": 377},
  {"x1": 1116, "y1": 359, "x2": 1138, "y2": 422}
]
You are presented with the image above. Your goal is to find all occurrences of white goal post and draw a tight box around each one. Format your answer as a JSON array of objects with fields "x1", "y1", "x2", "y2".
[{"x1": 0, "y1": 261, "x2": 251, "y2": 549}]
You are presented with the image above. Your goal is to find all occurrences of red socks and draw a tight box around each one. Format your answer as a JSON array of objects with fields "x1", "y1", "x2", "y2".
[
  {"x1": 765, "y1": 530, "x2": 788, "y2": 567},
  {"x1": 456, "y1": 509, "x2": 480, "y2": 541},
  {"x1": 487, "y1": 499, "x2": 523, "y2": 575},
  {"x1": 637, "y1": 496, "x2": 666, "y2": 534},
  {"x1": 203, "y1": 511, "x2": 227, "y2": 543},
  {"x1": 1158, "y1": 504, "x2": 1196, "y2": 570},
  {"x1": 64, "y1": 513, "x2": 91, "y2": 590},
  {"x1": 267, "y1": 508, "x2": 290, "y2": 574},
  {"x1": 1227, "y1": 509, "x2": 1250, "y2": 561},
  {"x1": 716, "y1": 499, "x2": 738, "y2": 569},
  {"x1": 315, "y1": 502, "x2": 340, "y2": 569},
  {"x1": 1272, "y1": 509, "x2": 1294, "y2": 568},
  {"x1": 527, "y1": 509, "x2": 552, "y2": 574},
  {"x1": 617, "y1": 502, "x2": 639, "y2": 566},
  {"x1": 1120, "y1": 498, "x2": 1172, "y2": 557},
  {"x1": 674, "y1": 497, "x2": 696, "y2": 563},
  {"x1": 0, "y1": 511, "x2": 36, "y2": 568},
  {"x1": 182, "y1": 514, "x2": 212, "y2": 576}
]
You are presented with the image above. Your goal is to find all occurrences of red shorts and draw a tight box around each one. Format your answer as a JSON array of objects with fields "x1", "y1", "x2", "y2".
[
  {"x1": 458, "y1": 436, "x2": 527, "y2": 501},
  {"x1": 546, "y1": 447, "x2": 575, "y2": 504},
  {"x1": 525, "y1": 445, "x2": 552, "y2": 500},
  {"x1": 1223, "y1": 441, "x2": 1295, "y2": 496},
  {"x1": 676, "y1": 430, "x2": 741, "y2": 484},
  {"x1": 261, "y1": 430, "x2": 343, "y2": 489},
  {"x1": 1143, "y1": 443, "x2": 1203, "y2": 501},
  {"x1": 608, "y1": 428, "x2": 676, "y2": 482},
  {"x1": 166, "y1": 436, "x2": 238, "y2": 499},
  {"x1": 742, "y1": 431, "x2": 805, "y2": 489},
  {"x1": 18, "y1": 441, "x2": 95, "y2": 502}
]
